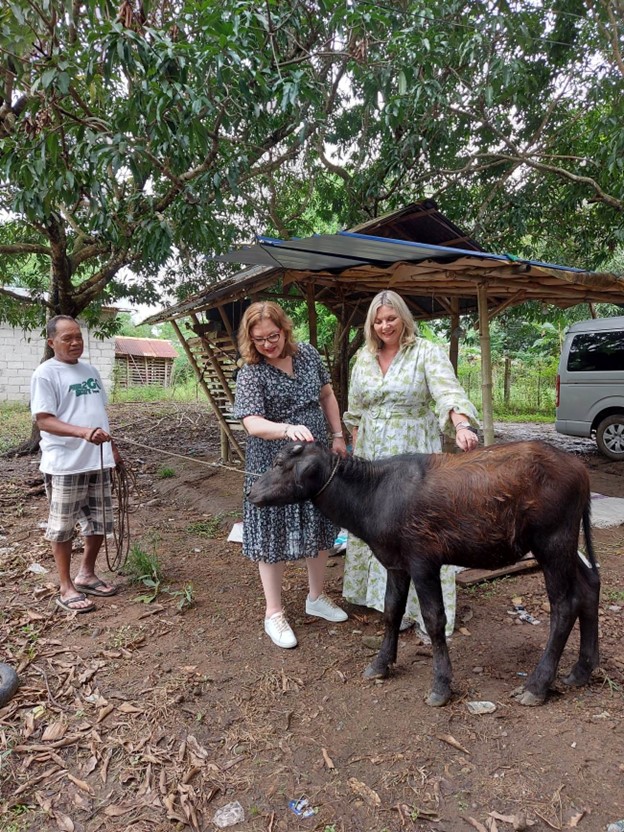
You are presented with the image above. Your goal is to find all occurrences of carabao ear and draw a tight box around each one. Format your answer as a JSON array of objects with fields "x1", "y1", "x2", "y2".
[{"x1": 293, "y1": 454, "x2": 321, "y2": 497}]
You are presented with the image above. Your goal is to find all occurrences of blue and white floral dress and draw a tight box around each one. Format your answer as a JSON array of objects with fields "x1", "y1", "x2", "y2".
[{"x1": 234, "y1": 343, "x2": 337, "y2": 563}]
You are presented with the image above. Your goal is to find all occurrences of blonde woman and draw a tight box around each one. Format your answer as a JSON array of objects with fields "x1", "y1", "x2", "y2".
[
  {"x1": 234, "y1": 301, "x2": 348, "y2": 649},
  {"x1": 342, "y1": 290, "x2": 479, "y2": 637}
]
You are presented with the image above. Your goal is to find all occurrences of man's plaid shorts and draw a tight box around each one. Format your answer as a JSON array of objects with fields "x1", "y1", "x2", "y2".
[{"x1": 43, "y1": 470, "x2": 113, "y2": 542}]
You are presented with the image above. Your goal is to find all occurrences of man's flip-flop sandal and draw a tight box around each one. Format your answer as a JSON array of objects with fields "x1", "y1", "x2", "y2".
[
  {"x1": 74, "y1": 580, "x2": 118, "y2": 597},
  {"x1": 55, "y1": 594, "x2": 96, "y2": 614}
]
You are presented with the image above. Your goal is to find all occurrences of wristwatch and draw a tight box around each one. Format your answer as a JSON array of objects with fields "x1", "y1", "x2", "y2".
[{"x1": 455, "y1": 421, "x2": 479, "y2": 435}]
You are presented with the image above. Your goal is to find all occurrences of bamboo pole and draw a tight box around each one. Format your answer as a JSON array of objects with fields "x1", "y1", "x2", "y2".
[
  {"x1": 171, "y1": 320, "x2": 244, "y2": 461},
  {"x1": 477, "y1": 283, "x2": 495, "y2": 446},
  {"x1": 449, "y1": 297, "x2": 459, "y2": 373},
  {"x1": 306, "y1": 283, "x2": 318, "y2": 348}
]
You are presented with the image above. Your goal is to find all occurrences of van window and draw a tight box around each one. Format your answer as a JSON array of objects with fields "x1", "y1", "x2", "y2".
[{"x1": 567, "y1": 331, "x2": 624, "y2": 372}]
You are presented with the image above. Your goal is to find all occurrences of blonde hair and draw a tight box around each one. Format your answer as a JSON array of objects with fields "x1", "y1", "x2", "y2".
[
  {"x1": 238, "y1": 301, "x2": 299, "y2": 365},
  {"x1": 364, "y1": 290, "x2": 416, "y2": 353}
]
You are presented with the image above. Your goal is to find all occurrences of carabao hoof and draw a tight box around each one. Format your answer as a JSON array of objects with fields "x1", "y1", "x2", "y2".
[
  {"x1": 363, "y1": 662, "x2": 390, "y2": 680},
  {"x1": 510, "y1": 685, "x2": 545, "y2": 707},
  {"x1": 426, "y1": 689, "x2": 451, "y2": 707}
]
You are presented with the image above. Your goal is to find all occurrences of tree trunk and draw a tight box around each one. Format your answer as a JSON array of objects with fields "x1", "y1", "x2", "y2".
[{"x1": 3, "y1": 341, "x2": 53, "y2": 457}]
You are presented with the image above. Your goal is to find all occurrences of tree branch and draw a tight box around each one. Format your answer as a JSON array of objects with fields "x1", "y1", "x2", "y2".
[
  {"x1": 0, "y1": 286, "x2": 45, "y2": 305},
  {"x1": 0, "y1": 243, "x2": 51, "y2": 255}
]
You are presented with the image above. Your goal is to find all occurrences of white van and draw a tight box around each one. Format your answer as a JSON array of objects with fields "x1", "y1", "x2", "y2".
[{"x1": 556, "y1": 316, "x2": 624, "y2": 460}]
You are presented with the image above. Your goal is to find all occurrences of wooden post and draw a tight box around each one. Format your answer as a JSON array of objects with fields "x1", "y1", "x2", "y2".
[
  {"x1": 171, "y1": 320, "x2": 244, "y2": 461},
  {"x1": 477, "y1": 283, "x2": 495, "y2": 446},
  {"x1": 449, "y1": 297, "x2": 460, "y2": 373},
  {"x1": 504, "y1": 357, "x2": 511, "y2": 407},
  {"x1": 306, "y1": 283, "x2": 318, "y2": 348}
]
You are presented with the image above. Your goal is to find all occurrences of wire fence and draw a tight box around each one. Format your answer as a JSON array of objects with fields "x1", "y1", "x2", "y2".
[{"x1": 458, "y1": 357, "x2": 558, "y2": 416}]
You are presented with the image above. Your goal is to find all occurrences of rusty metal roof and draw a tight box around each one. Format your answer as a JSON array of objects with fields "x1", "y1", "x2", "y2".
[{"x1": 114, "y1": 337, "x2": 178, "y2": 359}]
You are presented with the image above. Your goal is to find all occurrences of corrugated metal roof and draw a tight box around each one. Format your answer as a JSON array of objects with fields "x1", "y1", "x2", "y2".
[
  {"x1": 140, "y1": 199, "x2": 624, "y2": 327},
  {"x1": 115, "y1": 337, "x2": 177, "y2": 359}
]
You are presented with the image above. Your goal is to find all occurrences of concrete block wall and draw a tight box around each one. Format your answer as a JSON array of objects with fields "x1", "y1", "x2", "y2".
[{"x1": 0, "y1": 321, "x2": 116, "y2": 403}]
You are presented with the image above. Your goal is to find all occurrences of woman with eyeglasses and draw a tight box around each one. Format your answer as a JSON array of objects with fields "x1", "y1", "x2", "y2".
[{"x1": 234, "y1": 301, "x2": 348, "y2": 649}]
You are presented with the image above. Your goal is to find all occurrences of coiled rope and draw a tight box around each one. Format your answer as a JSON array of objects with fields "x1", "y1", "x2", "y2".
[
  {"x1": 98, "y1": 435, "x2": 259, "y2": 572},
  {"x1": 99, "y1": 445, "x2": 138, "y2": 572}
]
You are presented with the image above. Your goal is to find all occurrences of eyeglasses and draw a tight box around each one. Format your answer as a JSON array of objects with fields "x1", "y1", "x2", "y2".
[{"x1": 251, "y1": 331, "x2": 282, "y2": 345}]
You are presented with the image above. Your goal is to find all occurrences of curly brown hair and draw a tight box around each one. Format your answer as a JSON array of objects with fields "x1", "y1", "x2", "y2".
[{"x1": 237, "y1": 301, "x2": 299, "y2": 365}]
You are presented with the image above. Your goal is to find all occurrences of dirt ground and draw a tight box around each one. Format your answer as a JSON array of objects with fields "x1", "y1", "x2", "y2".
[{"x1": 1, "y1": 402, "x2": 623, "y2": 832}]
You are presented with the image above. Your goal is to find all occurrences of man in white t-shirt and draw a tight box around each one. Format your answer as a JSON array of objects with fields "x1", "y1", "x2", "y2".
[{"x1": 31, "y1": 316, "x2": 121, "y2": 613}]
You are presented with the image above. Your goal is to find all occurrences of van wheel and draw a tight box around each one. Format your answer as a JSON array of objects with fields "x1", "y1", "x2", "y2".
[{"x1": 596, "y1": 415, "x2": 624, "y2": 460}]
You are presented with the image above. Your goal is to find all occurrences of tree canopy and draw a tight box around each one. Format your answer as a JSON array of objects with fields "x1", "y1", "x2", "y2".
[
  {"x1": 319, "y1": 0, "x2": 624, "y2": 265},
  {"x1": 1, "y1": 0, "x2": 623, "y2": 331},
  {"x1": 0, "y1": 0, "x2": 352, "y2": 322}
]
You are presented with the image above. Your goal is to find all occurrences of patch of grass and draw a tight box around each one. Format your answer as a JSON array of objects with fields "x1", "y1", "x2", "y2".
[
  {"x1": 605, "y1": 588, "x2": 624, "y2": 603},
  {"x1": 187, "y1": 515, "x2": 225, "y2": 538},
  {"x1": 1, "y1": 803, "x2": 33, "y2": 832},
  {"x1": 109, "y1": 624, "x2": 145, "y2": 649},
  {"x1": 19, "y1": 623, "x2": 40, "y2": 659},
  {"x1": 598, "y1": 669, "x2": 622, "y2": 695},
  {"x1": 121, "y1": 543, "x2": 163, "y2": 602},
  {"x1": 157, "y1": 466, "x2": 176, "y2": 479},
  {"x1": 110, "y1": 380, "x2": 200, "y2": 404},
  {"x1": 461, "y1": 575, "x2": 512, "y2": 598},
  {"x1": 492, "y1": 412, "x2": 553, "y2": 423},
  {"x1": 0, "y1": 403, "x2": 31, "y2": 453}
]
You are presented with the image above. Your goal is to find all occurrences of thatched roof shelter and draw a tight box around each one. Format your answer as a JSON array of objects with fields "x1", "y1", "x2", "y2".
[{"x1": 144, "y1": 200, "x2": 624, "y2": 459}]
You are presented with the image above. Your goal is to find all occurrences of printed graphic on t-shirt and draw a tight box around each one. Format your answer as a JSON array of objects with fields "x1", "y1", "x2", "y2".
[{"x1": 68, "y1": 377, "x2": 102, "y2": 397}]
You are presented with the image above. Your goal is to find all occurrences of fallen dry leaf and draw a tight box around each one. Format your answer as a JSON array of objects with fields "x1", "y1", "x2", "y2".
[
  {"x1": 67, "y1": 773, "x2": 94, "y2": 794},
  {"x1": 72, "y1": 792, "x2": 90, "y2": 810},
  {"x1": 321, "y1": 747, "x2": 335, "y2": 769},
  {"x1": 182, "y1": 766, "x2": 202, "y2": 785},
  {"x1": 53, "y1": 811, "x2": 75, "y2": 831},
  {"x1": 489, "y1": 812, "x2": 515, "y2": 822},
  {"x1": 96, "y1": 704, "x2": 114, "y2": 723},
  {"x1": 348, "y1": 777, "x2": 381, "y2": 807},
  {"x1": 42, "y1": 721, "x2": 67, "y2": 742},
  {"x1": 117, "y1": 702, "x2": 143, "y2": 714},
  {"x1": 467, "y1": 818, "x2": 489, "y2": 832},
  {"x1": 82, "y1": 755, "x2": 98, "y2": 776},
  {"x1": 569, "y1": 810, "x2": 586, "y2": 827},
  {"x1": 437, "y1": 733, "x2": 470, "y2": 754},
  {"x1": 103, "y1": 805, "x2": 132, "y2": 816}
]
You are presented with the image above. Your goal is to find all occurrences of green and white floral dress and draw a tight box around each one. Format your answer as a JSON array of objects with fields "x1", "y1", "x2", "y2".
[{"x1": 342, "y1": 338, "x2": 479, "y2": 636}]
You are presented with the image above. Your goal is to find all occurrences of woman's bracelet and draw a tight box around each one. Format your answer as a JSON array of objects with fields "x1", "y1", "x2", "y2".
[
  {"x1": 331, "y1": 431, "x2": 344, "y2": 438},
  {"x1": 455, "y1": 421, "x2": 478, "y2": 435}
]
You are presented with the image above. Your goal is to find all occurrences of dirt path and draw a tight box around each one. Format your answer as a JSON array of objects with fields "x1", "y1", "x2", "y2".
[{"x1": 1, "y1": 402, "x2": 623, "y2": 832}]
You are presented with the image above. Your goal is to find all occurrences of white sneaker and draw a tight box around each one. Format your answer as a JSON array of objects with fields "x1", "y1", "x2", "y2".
[
  {"x1": 305, "y1": 593, "x2": 348, "y2": 622},
  {"x1": 264, "y1": 612, "x2": 297, "y2": 648}
]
